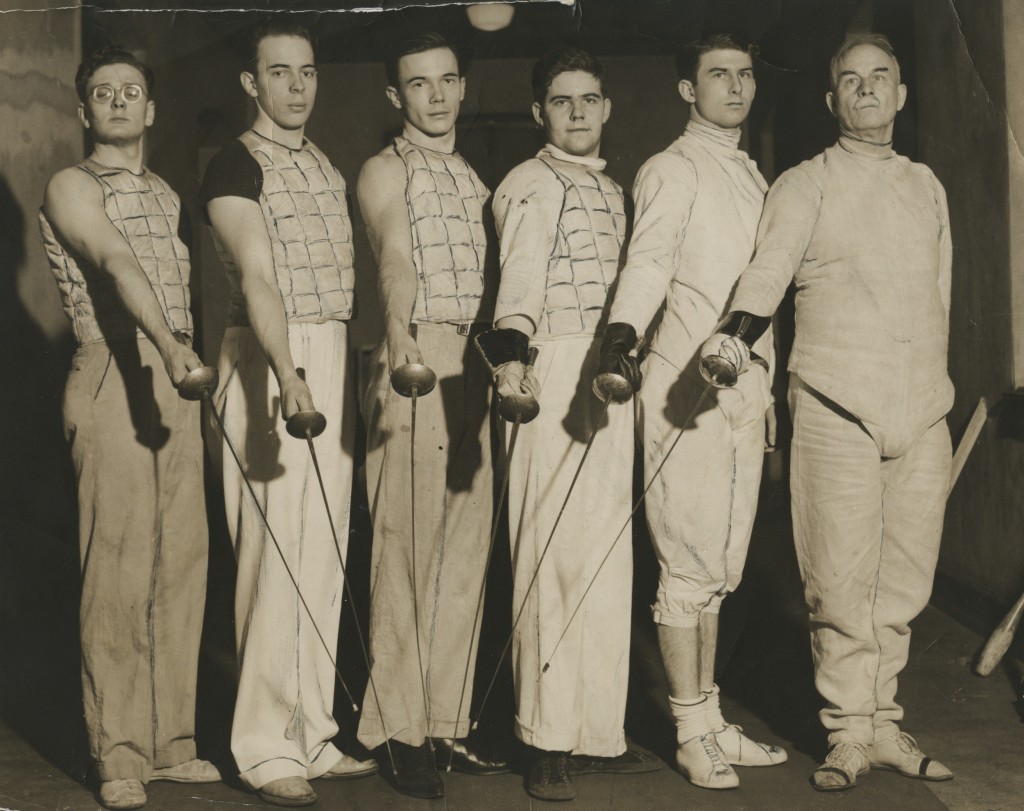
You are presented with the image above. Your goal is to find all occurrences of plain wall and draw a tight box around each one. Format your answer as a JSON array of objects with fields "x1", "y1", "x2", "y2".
[
  {"x1": 1005, "y1": 0, "x2": 1024, "y2": 386},
  {"x1": 916, "y1": 0, "x2": 1024, "y2": 608},
  {"x1": 0, "y1": 0, "x2": 89, "y2": 775},
  {"x1": 0, "y1": 1, "x2": 81, "y2": 538}
]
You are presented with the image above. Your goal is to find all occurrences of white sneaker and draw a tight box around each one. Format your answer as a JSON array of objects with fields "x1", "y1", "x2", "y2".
[
  {"x1": 714, "y1": 724, "x2": 789, "y2": 767},
  {"x1": 811, "y1": 741, "x2": 869, "y2": 792},
  {"x1": 676, "y1": 734, "x2": 739, "y2": 790},
  {"x1": 99, "y1": 779, "x2": 146, "y2": 810},
  {"x1": 868, "y1": 732, "x2": 953, "y2": 781}
]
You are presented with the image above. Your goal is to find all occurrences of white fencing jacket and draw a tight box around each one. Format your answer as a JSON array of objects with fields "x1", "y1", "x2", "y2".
[{"x1": 731, "y1": 135, "x2": 953, "y2": 456}]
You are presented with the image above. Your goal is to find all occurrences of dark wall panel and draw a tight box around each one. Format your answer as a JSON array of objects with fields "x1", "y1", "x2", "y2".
[{"x1": 916, "y1": 0, "x2": 1024, "y2": 606}]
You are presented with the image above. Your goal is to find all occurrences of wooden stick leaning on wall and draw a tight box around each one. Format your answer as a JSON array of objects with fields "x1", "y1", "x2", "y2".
[{"x1": 945, "y1": 395, "x2": 1024, "y2": 678}]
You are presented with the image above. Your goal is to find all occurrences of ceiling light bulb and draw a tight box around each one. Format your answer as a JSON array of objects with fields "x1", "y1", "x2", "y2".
[{"x1": 466, "y1": 3, "x2": 515, "y2": 31}]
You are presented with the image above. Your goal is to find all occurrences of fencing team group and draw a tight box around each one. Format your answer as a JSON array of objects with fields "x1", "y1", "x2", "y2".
[{"x1": 40, "y1": 16, "x2": 957, "y2": 810}]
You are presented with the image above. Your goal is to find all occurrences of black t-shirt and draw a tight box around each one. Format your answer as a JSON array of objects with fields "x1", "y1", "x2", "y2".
[
  {"x1": 198, "y1": 138, "x2": 263, "y2": 224},
  {"x1": 177, "y1": 204, "x2": 194, "y2": 250}
]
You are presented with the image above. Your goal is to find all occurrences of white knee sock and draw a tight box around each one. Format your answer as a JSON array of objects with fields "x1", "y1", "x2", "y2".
[
  {"x1": 702, "y1": 684, "x2": 727, "y2": 731},
  {"x1": 669, "y1": 695, "x2": 711, "y2": 744}
]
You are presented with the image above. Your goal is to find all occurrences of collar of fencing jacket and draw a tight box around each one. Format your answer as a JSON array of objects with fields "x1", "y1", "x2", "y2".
[
  {"x1": 539, "y1": 143, "x2": 607, "y2": 171},
  {"x1": 684, "y1": 118, "x2": 742, "y2": 151},
  {"x1": 837, "y1": 132, "x2": 896, "y2": 160}
]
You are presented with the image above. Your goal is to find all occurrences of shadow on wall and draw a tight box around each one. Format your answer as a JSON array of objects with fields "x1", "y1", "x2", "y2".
[
  {"x1": 0, "y1": 173, "x2": 89, "y2": 779},
  {"x1": 0, "y1": 174, "x2": 77, "y2": 537}
]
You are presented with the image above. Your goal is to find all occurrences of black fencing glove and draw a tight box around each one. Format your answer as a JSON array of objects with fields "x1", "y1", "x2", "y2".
[
  {"x1": 594, "y1": 322, "x2": 642, "y2": 402},
  {"x1": 475, "y1": 327, "x2": 541, "y2": 420}
]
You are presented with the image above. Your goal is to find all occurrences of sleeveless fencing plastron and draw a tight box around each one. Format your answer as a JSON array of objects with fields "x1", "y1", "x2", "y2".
[
  {"x1": 216, "y1": 131, "x2": 355, "y2": 327},
  {"x1": 532, "y1": 153, "x2": 626, "y2": 337},
  {"x1": 394, "y1": 136, "x2": 491, "y2": 324},
  {"x1": 40, "y1": 158, "x2": 193, "y2": 345}
]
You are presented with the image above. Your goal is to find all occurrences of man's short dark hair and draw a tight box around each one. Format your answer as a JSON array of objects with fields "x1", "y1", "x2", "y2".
[
  {"x1": 829, "y1": 33, "x2": 900, "y2": 93},
  {"x1": 246, "y1": 17, "x2": 317, "y2": 71},
  {"x1": 531, "y1": 45, "x2": 606, "y2": 105},
  {"x1": 675, "y1": 33, "x2": 757, "y2": 84},
  {"x1": 385, "y1": 30, "x2": 462, "y2": 88},
  {"x1": 75, "y1": 45, "x2": 154, "y2": 102}
]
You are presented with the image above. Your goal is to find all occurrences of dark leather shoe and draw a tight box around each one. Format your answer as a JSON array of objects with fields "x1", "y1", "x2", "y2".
[
  {"x1": 431, "y1": 737, "x2": 510, "y2": 775},
  {"x1": 374, "y1": 740, "x2": 444, "y2": 799},
  {"x1": 527, "y1": 751, "x2": 575, "y2": 801},
  {"x1": 568, "y1": 742, "x2": 662, "y2": 775}
]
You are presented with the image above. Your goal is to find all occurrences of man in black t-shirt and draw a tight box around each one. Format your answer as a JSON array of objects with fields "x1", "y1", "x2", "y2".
[{"x1": 199, "y1": 19, "x2": 371, "y2": 808}]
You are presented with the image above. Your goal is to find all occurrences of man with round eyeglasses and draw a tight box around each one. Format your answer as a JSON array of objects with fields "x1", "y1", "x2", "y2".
[
  {"x1": 39, "y1": 45, "x2": 220, "y2": 810},
  {"x1": 89, "y1": 82, "x2": 144, "y2": 104}
]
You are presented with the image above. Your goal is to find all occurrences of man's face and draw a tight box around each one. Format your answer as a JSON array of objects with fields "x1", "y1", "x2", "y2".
[
  {"x1": 678, "y1": 48, "x2": 755, "y2": 130},
  {"x1": 532, "y1": 70, "x2": 610, "y2": 159},
  {"x1": 387, "y1": 47, "x2": 465, "y2": 138},
  {"x1": 79, "y1": 63, "x2": 154, "y2": 145},
  {"x1": 826, "y1": 44, "x2": 906, "y2": 137},
  {"x1": 243, "y1": 35, "x2": 317, "y2": 131}
]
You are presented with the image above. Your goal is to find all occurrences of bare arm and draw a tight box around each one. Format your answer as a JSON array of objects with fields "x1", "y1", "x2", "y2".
[
  {"x1": 206, "y1": 195, "x2": 313, "y2": 417},
  {"x1": 43, "y1": 168, "x2": 201, "y2": 385},
  {"x1": 357, "y1": 153, "x2": 423, "y2": 369}
]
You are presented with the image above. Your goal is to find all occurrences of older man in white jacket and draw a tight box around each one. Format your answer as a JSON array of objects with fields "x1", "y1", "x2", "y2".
[{"x1": 701, "y1": 34, "x2": 954, "y2": 792}]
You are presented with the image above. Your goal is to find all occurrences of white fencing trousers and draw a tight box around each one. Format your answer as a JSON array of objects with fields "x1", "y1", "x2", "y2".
[
  {"x1": 215, "y1": 321, "x2": 354, "y2": 788},
  {"x1": 508, "y1": 334, "x2": 632, "y2": 756},
  {"x1": 788, "y1": 375, "x2": 950, "y2": 746},
  {"x1": 640, "y1": 351, "x2": 769, "y2": 627},
  {"x1": 357, "y1": 323, "x2": 493, "y2": 749}
]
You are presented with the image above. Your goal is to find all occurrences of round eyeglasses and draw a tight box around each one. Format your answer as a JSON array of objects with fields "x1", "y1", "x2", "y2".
[{"x1": 89, "y1": 83, "x2": 145, "y2": 104}]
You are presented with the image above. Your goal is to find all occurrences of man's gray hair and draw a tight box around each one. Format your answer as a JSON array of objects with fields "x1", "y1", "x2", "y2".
[{"x1": 829, "y1": 33, "x2": 900, "y2": 93}]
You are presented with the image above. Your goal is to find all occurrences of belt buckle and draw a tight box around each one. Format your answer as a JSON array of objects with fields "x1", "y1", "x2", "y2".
[{"x1": 456, "y1": 323, "x2": 471, "y2": 337}]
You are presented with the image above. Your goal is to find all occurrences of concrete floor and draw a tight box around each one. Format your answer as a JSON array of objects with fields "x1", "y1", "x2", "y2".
[
  {"x1": 3, "y1": 466, "x2": 1024, "y2": 810},
  {"x1": 3, "y1": 603, "x2": 1023, "y2": 811}
]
